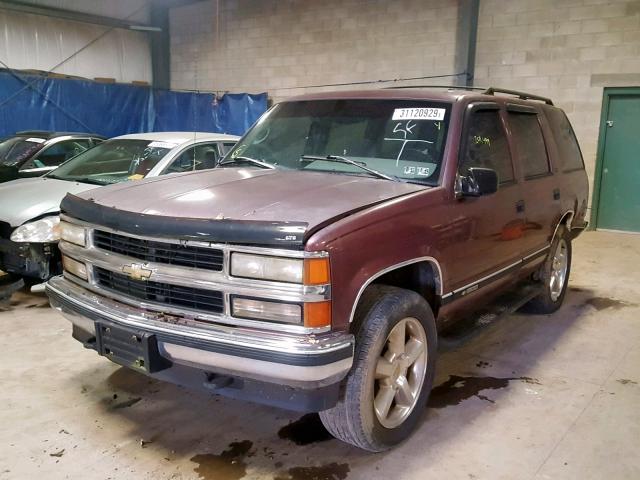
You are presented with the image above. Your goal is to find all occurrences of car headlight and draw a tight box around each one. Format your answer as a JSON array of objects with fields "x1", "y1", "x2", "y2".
[
  {"x1": 231, "y1": 253, "x2": 304, "y2": 283},
  {"x1": 230, "y1": 253, "x2": 330, "y2": 285},
  {"x1": 59, "y1": 221, "x2": 86, "y2": 246},
  {"x1": 10, "y1": 216, "x2": 60, "y2": 243}
]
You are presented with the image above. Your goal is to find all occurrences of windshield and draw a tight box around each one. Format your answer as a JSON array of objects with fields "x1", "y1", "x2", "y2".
[
  {"x1": 0, "y1": 137, "x2": 45, "y2": 167},
  {"x1": 225, "y1": 99, "x2": 451, "y2": 184},
  {"x1": 48, "y1": 139, "x2": 173, "y2": 185}
]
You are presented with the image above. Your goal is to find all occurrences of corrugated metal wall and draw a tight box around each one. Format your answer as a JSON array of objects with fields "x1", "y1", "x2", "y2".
[{"x1": 0, "y1": 0, "x2": 152, "y2": 83}]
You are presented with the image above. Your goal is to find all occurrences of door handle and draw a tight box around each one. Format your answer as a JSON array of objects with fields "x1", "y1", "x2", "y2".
[
  {"x1": 553, "y1": 188, "x2": 560, "y2": 200},
  {"x1": 516, "y1": 200, "x2": 525, "y2": 213}
]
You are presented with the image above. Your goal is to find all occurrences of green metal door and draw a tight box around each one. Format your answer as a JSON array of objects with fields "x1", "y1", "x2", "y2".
[{"x1": 596, "y1": 92, "x2": 640, "y2": 232}]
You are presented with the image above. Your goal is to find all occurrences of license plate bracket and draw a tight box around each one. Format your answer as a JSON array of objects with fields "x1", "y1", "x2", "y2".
[{"x1": 95, "y1": 322, "x2": 171, "y2": 373}]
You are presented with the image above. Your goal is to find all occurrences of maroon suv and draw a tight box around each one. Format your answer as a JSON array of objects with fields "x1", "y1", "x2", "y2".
[{"x1": 46, "y1": 87, "x2": 589, "y2": 451}]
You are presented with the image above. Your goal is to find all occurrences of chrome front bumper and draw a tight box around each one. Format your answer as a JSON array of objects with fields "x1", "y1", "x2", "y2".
[{"x1": 46, "y1": 275, "x2": 354, "y2": 389}]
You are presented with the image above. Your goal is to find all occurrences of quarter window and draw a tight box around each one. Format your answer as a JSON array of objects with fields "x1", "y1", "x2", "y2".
[
  {"x1": 545, "y1": 108, "x2": 584, "y2": 171},
  {"x1": 508, "y1": 112, "x2": 550, "y2": 178},
  {"x1": 460, "y1": 109, "x2": 514, "y2": 184}
]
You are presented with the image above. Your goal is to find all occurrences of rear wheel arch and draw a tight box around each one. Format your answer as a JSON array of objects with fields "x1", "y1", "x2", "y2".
[{"x1": 551, "y1": 210, "x2": 574, "y2": 244}]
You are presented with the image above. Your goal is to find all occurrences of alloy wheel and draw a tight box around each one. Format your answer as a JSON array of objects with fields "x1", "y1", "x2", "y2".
[
  {"x1": 373, "y1": 317, "x2": 428, "y2": 429},
  {"x1": 549, "y1": 238, "x2": 568, "y2": 302}
]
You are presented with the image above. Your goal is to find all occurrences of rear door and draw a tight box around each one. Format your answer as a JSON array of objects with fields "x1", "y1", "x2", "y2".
[{"x1": 506, "y1": 105, "x2": 561, "y2": 256}]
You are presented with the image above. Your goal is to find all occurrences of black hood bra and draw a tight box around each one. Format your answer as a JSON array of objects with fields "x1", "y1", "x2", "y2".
[{"x1": 61, "y1": 194, "x2": 308, "y2": 249}]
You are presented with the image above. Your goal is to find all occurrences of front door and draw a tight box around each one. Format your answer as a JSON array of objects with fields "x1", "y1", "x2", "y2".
[
  {"x1": 446, "y1": 103, "x2": 526, "y2": 292},
  {"x1": 596, "y1": 90, "x2": 640, "y2": 232}
]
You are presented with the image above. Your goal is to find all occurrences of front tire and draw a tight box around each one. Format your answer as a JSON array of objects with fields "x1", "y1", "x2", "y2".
[
  {"x1": 319, "y1": 285, "x2": 437, "y2": 452},
  {"x1": 523, "y1": 226, "x2": 572, "y2": 314}
]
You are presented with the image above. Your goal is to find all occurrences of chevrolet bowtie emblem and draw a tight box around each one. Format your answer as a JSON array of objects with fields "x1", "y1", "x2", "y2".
[{"x1": 122, "y1": 263, "x2": 153, "y2": 281}]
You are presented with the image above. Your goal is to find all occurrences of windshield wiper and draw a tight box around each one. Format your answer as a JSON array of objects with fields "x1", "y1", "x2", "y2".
[
  {"x1": 218, "y1": 156, "x2": 275, "y2": 169},
  {"x1": 300, "y1": 155, "x2": 397, "y2": 182}
]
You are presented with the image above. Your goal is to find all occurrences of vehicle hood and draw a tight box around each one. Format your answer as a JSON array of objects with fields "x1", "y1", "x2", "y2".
[
  {"x1": 81, "y1": 168, "x2": 427, "y2": 232},
  {"x1": 0, "y1": 177, "x2": 97, "y2": 226}
]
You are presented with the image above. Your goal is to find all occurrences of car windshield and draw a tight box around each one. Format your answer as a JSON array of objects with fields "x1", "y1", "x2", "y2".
[
  {"x1": 0, "y1": 136, "x2": 46, "y2": 167},
  {"x1": 224, "y1": 99, "x2": 451, "y2": 184},
  {"x1": 48, "y1": 139, "x2": 173, "y2": 185}
]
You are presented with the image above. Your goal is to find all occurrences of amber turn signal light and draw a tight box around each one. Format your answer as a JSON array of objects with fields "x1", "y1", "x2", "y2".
[
  {"x1": 304, "y1": 301, "x2": 332, "y2": 329},
  {"x1": 304, "y1": 257, "x2": 330, "y2": 285}
]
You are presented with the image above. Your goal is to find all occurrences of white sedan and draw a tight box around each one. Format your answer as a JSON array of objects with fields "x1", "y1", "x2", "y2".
[{"x1": 0, "y1": 131, "x2": 239, "y2": 286}]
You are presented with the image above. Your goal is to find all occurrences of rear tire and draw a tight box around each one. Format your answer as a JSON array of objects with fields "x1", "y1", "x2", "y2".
[
  {"x1": 319, "y1": 285, "x2": 437, "y2": 452},
  {"x1": 523, "y1": 226, "x2": 572, "y2": 314}
]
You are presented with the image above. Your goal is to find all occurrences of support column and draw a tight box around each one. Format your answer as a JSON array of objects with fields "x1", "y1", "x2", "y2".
[
  {"x1": 150, "y1": 3, "x2": 171, "y2": 90},
  {"x1": 455, "y1": 0, "x2": 480, "y2": 87}
]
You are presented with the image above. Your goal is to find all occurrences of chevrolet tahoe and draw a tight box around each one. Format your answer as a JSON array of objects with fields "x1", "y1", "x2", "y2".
[{"x1": 46, "y1": 87, "x2": 589, "y2": 451}]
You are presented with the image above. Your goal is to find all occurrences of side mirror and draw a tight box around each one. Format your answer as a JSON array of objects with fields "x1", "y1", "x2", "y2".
[{"x1": 458, "y1": 167, "x2": 498, "y2": 197}]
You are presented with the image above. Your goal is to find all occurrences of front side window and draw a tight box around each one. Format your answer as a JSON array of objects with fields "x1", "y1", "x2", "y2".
[
  {"x1": 165, "y1": 143, "x2": 219, "y2": 174},
  {"x1": 20, "y1": 139, "x2": 93, "y2": 170},
  {"x1": 224, "y1": 100, "x2": 451, "y2": 185},
  {"x1": 0, "y1": 137, "x2": 45, "y2": 167},
  {"x1": 508, "y1": 112, "x2": 550, "y2": 178},
  {"x1": 459, "y1": 108, "x2": 514, "y2": 184},
  {"x1": 48, "y1": 139, "x2": 173, "y2": 185}
]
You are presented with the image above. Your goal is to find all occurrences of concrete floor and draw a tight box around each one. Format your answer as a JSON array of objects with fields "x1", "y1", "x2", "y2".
[{"x1": 1, "y1": 231, "x2": 639, "y2": 480}]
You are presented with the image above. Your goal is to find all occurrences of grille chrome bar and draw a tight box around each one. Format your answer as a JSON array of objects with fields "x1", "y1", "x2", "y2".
[{"x1": 60, "y1": 240, "x2": 330, "y2": 302}]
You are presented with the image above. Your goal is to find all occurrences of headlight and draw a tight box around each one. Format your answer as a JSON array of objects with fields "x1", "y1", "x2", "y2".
[
  {"x1": 230, "y1": 253, "x2": 330, "y2": 285},
  {"x1": 231, "y1": 253, "x2": 303, "y2": 283},
  {"x1": 10, "y1": 216, "x2": 60, "y2": 243},
  {"x1": 62, "y1": 255, "x2": 88, "y2": 280},
  {"x1": 59, "y1": 221, "x2": 86, "y2": 246}
]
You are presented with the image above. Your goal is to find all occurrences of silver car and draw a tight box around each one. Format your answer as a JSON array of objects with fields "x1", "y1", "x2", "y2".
[{"x1": 0, "y1": 131, "x2": 238, "y2": 288}]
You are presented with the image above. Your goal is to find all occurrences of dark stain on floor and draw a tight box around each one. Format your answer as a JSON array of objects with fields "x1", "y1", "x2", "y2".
[
  {"x1": 191, "y1": 440, "x2": 253, "y2": 480},
  {"x1": 428, "y1": 375, "x2": 540, "y2": 408},
  {"x1": 274, "y1": 463, "x2": 350, "y2": 480},
  {"x1": 617, "y1": 379, "x2": 638, "y2": 385},
  {"x1": 25, "y1": 301, "x2": 50, "y2": 309},
  {"x1": 111, "y1": 396, "x2": 141, "y2": 409},
  {"x1": 569, "y1": 286, "x2": 587, "y2": 293},
  {"x1": 278, "y1": 413, "x2": 333, "y2": 446},
  {"x1": 583, "y1": 297, "x2": 634, "y2": 311}
]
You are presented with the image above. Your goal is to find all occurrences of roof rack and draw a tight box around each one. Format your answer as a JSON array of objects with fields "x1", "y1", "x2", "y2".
[
  {"x1": 483, "y1": 87, "x2": 554, "y2": 105},
  {"x1": 384, "y1": 84, "x2": 486, "y2": 91}
]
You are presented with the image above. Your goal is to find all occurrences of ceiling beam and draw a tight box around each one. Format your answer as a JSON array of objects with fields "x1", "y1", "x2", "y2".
[{"x1": 0, "y1": 0, "x2": 162, "y2": 31}]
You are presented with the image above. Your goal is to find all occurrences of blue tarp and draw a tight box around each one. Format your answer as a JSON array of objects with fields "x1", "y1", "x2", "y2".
[{"x1": 0, "y1": 69, "x2": 267, "y2": 138}]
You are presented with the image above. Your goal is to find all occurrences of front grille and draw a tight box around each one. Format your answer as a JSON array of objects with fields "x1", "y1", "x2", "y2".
[
  {"x1": 95, "y1": 266, "x2": 224, "y2": 314},
  {"x1": 93, "y1": 230, "x2": 224, "y2": 271}
]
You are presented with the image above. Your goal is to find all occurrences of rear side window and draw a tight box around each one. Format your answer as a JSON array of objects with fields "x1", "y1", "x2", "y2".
[
  {"x1": 545, "y1": 108, "x2": 584, "y2": 171},
  {"x1": 459, "y1": 109, "x2": 514, "y2": 184},
  {"x1": 508, "y1": 112, "x2": 550, "y2": 178}
]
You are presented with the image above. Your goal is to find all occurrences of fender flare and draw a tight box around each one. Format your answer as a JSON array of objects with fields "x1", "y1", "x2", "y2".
[{"x1": 348, "y1": 256, "x2": 444, "y2": 323}]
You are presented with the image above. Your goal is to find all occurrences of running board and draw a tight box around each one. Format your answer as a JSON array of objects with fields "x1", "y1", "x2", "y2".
[{"x1": 438, "y1": 282, "x2": 543, "y2": 352}]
